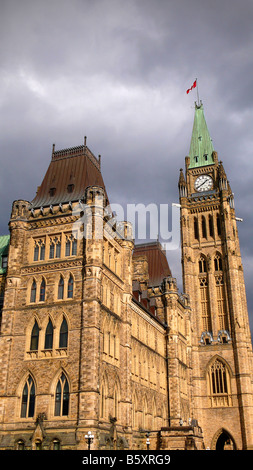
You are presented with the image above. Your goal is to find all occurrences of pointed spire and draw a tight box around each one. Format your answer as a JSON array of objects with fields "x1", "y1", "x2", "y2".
[{"x1": 188, "y1": 101, "x2": 214, "y2": 168}]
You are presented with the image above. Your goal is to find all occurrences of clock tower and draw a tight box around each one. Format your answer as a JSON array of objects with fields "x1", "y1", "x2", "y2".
[{"x1": 178, "y1": 101, "x2": 253, "y2": 449}]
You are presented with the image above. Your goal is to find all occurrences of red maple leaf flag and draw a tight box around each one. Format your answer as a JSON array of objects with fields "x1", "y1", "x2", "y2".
[{"x1": 186, "y1": 80, "x2": 197, "y2": 94}]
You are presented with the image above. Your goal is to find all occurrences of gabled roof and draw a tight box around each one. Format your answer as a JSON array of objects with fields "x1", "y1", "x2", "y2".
[
  {"x1": 133, "y1": 241, "x2": 171, "y2": 286},
  {"x1": 188, "y1": 102, "x2": 214, "y2": 168},
  {"x1": 31, "y1": 144, "x2": 107, "y2": 208}
]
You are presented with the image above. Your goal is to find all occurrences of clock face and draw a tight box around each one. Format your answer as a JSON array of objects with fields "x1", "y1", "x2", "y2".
[{"x1": 194, "y1": 175, "x2": 213, "y2": 192}]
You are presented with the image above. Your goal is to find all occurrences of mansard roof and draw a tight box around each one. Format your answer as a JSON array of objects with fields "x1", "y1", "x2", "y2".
[
  {"x1": 31, "y1": 143, "x2": 107, "y2": 208},
  {"x1": 133, "y1": 241, "x2": 172, "y2": 286}
]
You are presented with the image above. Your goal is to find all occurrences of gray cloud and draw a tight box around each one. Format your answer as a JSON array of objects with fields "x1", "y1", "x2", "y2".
[{"x1": 1, "y1": 0, "x2": 253, "y2": 333}]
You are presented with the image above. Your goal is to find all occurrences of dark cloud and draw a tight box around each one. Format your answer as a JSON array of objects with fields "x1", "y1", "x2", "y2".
[{"x1": 1, "y1": 0, "x2": 253, "y2": 333}]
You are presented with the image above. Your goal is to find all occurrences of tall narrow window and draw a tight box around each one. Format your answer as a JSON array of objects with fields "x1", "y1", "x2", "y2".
[
  {"x1": 214, "y1": 254, "x2": 223, "y2": 271},
  {"x1": 34, "y1": 245, "x2": 39, "y2": 261},
  {"x1": 30, "y1": 280, "x2": 37, "y2": 303},
  {"x1": 67, "y1": 275, "x2": 74, "y2": 298},
  {"x1": 72, "y1": 238, "x2": 77, "y2": 255},
  {"x1": 40, "y1": 243, "x2": 45, "y2": 261},
  {"x1": 216, "y1": 275, "x2": 228, "y2": 330},
  {"x1": 65, "y1": 239, "x2": 71, "y2": 257},
  {"x1": 55, "y1": 241, "x2": 61, "y2": 258},
  {"x1": 49, "y1": 242, "x2": 55, "y2": 259},
  {"x1": 44, "y1": 319, "x2": 53, "y2": 350},
  {"x1": 209, "y1": 215, "x2": 214, "y2": 237},
  {"x1": 202, "y1": 215, "x2": 207, "y2": 238},
  {"x1": 58, "y1": 277, "x2": 64, "y2": 299},
  {"x1": 217, "y1": 214, "x2": 221, "y2": 236},
  {"x1": 39, "y1": 278, "x2": 46, "y2": 302},
  {"x1": 194, "y1": 217, "x2": 199, "y2": 240},
  {"x1": 199, "y1": 277, "x2": 211, "y2": 331},
  {"x1": 199, "y1": 256, "x2": 207, "y2": 273},
  {"x1": 30, "y1": 320, "x2": 39, "y2": 351},
  {"x1": 208, "y1": 359, "x2": 232, "y2": 407},
  {"x1": 59, "y1": 318, "x2": 68, "y2": 348},
  {"x1": 54, "y1": 373, "x2": 69, "y2": 416},
  {"x1": 21, "y1": 375, "x2": 36, "y2": 418}
]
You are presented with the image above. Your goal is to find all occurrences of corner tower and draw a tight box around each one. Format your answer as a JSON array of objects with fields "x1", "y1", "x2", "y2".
[{"x1": 179, "y1": 102, "x2": 253, "y2": 449}]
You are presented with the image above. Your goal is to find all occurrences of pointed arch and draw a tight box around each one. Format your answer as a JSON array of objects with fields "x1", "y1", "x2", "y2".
[
  {"x1": 30, "y1": 279, "x2": 37, "y2": 303},
  {"x1": 39, "y1": 277, "x2": 46, "y2": 302},
  {"x1": 100, "y1": 372, "x2": 109, "y2": 419},
  {"x1": 59, "y1": 316, "x2": 68, "y2": 348},
  {"x1": 58, "y1": 276, "x2": 64, "y2": 299},
  {"x1": 67, "y1": 273, "x2": 74, "y2": 299},
  {"x1": 54, "y1": 371, "x2": 70, "y2": 416},
  {"x1": 44, "y1": 318, "x2": 54, "y2": 350},
  {"x1": 20, "y1": 374, "x2": 36, "y2": 418},
  {"x1": 206, "y1": 356, "x2": 232, "y2": 407},
  {"x1": 30, "y1": 319, "x2": 40, "y2": 351},
  {"x1": 211, "y1": 428, "x2": 236, "y2": 450}
]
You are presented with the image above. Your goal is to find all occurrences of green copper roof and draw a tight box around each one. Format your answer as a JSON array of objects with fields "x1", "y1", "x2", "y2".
[
  {"x1": 0, "y1": 235, "x2": 10, "y2": 275},
  {"x1": 188, "y1": 102, "x2": 214, "y2": 168}
]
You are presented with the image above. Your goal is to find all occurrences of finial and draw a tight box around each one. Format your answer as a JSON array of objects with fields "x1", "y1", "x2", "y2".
[
  {"x1": 84, "y1": 136, "x2": 87, "y2": 146},
  {"x1": 52, "y1": 143, "x2": 55, "y2": 153}
]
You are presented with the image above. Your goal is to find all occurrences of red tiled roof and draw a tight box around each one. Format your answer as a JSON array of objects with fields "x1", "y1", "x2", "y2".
[
  {"x1": 31, "y1": 144, "x2": 107, "y2": 208},
  {"x1": 133, "y1": 241, "x2": 171, "y2": 286}
]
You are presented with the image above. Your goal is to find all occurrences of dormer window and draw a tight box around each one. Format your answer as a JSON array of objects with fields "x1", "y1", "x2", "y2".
[
  {"x1": 194, "y1": 156, "x2": 199, "y2": 163},
  {"x1": 67, "y1": 184, "x2": 74, "y2": 193},
  {"x1": 204, "y1": 154, "x2": 208, "y2": 161},
  {"x1": 49, "y1": 187, "x2": 56, "y2": 197}
]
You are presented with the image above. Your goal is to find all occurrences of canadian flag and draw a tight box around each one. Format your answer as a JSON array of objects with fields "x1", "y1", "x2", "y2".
[{"x1": 186, "y1": 80, "x2": 197, "y2": 94}]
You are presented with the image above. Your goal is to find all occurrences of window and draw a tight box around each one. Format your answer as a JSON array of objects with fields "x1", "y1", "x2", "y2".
[
  {"x1": 55, "y1": 241, "x2": 61, "y2": 258},
  {"x1": 59, "y1": 318, "x2": 68, "y2": 348},
  {"x1": 208, "y1": 359, "x2": 232, "y2": 407},
  {"x1": 194, "y1": 217, "x2": 199, "y2": 240},
  {"x1": 52, "y1": 439, "x2": 60, "y2": 450},
  {"x1": 58, "y1": 277, "x2": 64, "y2": 299},
  {"x1": 49, "y1": 236, "x2": 61, "y2": 259},
  {"x1": 54, "y1": 373, "x2": 69, "y2": 416},
  {"x1": 214, "y1": 254, "x2": 223, "y2": 271},
  {"x1": 49, "y1": 187, "x2": 56, "y2": 197},
  {"x1": 217, "y1": 214, "x2": 221, "y2": 236},
  {"x1": 67, "y1": 275, "x2": 74, "y2": 299},
  {"x1": 30, "y1": 280, "x2": 37, "y2": 303},
  {"x1": 34, "y1": 239, "x2": 45, "y2": 261},
  {"x1": 2, "y1": 255, "x2": 8, "y2": 269},
  {"x1": 209, "y1": 215, "x2": 214, "y2": 238},
  {"x1": 30, "y1": 320, "x2": 39, "y2": 351},
  {"x1": 202, "y1": 216, "x2": 207, "y2": 238},
  {"x1": 194, "y1": 156, "x2": 198, "y2": 163},
  {"x1": 67, "y1": 184, "x2": 74, "y2": 193},
  {"x1": 21, "y1": 375, "x2": 36, "y2": 418},
  {"x1": 39, "y1": 278, "x2": 46, "y2": 302},
  {"x1": 199, "y1": 277, "x2": 211, "y2": 331},
  {"x1": 65, "y1": 235, "x2": 77, "y2": 256},
  {"x1": 44, "y1": 319, "x2": 53, "y2": 350},
  {"x1": 199, "y1": 256, "x2": 207, "y2": 273},
  {"x1": 216, "y1": 275, "x2": 228, "y2": 330},
  {"x1": 204, "y1": 154, "x2": 208, "y2": 161}
]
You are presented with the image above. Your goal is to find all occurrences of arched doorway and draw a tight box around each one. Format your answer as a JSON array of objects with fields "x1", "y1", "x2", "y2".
[{"x1": 213, "y1": 429, "x2": 236, "y2": 450}]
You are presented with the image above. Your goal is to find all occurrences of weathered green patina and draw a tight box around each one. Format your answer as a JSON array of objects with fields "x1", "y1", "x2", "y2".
[{"x1": 188, "y1": 102, "x2": 214, "y2": 168}]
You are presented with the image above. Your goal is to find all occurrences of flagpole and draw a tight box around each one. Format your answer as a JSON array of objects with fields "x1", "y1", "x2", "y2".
[{"x1": 196, "y1": 78, "x2": 200, "y2": 106}]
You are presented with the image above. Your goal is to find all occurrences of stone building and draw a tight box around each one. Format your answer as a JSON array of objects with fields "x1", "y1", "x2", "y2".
[{"x1": 0, "y1": 103, "x2": 252, "y2": 450}]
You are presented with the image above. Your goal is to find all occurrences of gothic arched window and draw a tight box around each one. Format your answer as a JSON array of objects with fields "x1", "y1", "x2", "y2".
[
  {"x1": 30, "y1": 320, "x2": 39, "y2": 351},
  {"x1": 30, "y1": 280, "x2": 37, "y2": 303},
  {"x1": 44, "y1": 319, "x2": 53, "y2": 350},
  {"x1": 58, "y1": 276, "x2": 64, "y2": 299},
  {"x1": 67, "y1": 275, "x2": 74, "y2": 299},
  {"x1": 214, "y1": 254, "x2": 223, "y2": 271},
  {"x1": 39, "y1": 278, "x2": 46, "y2": 302},
  {"x1": 199, "y1": 256, "x2": 207, "y2": 273},
  {"x1": 59, "y1": 317, "x2": 68, "y2": 348},
  {"x1": 21, "y1": 375, "x2": 36, "y2": 418},
  {"x1": 208, "y1": 358, "x2": 232, "y2": 407},
  {"x1": 194, "y1": 217, "x2": 199, "y2": 240},
  {"x1": 54, "y1": 373, "x2": 69, "y2": 416},
  {"x1": 202, "y1": 216, "x2": 207, "y2": 239},
  {"x1": 209, "y1": 214, "x2": 214, "y2": 237}
]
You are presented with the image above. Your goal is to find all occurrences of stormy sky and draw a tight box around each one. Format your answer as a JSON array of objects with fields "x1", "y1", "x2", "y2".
[{"x1": 1, "y1": 0, "x2": 253, "y2": 334}]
